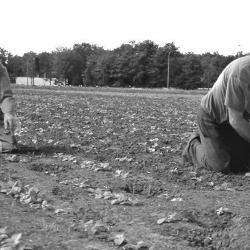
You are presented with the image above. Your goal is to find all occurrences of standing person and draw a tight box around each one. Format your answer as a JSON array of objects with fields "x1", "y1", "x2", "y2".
[
  {"x1": 182, "y1": 55, "x2": 250, "y2": 173},
  {"x1": 0, "y1": 62, "x2": 17, "y2": 153}
]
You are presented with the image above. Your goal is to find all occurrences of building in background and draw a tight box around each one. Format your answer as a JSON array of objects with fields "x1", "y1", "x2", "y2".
[{"x1": 15, "y1": 77, "x2": 66, "y2": 86}]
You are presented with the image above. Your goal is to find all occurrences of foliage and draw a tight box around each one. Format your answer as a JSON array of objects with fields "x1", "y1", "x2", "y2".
[{"x1": 0, "y1": 42, "x2": 238, "y2": 89}]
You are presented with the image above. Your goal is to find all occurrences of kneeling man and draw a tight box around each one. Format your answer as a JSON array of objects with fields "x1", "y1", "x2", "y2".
[{"x1": 183, "y1": 55, "x2": 250, "y2": 173}]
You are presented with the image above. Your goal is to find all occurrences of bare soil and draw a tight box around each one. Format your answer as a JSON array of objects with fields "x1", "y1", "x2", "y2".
[{"x1": 0, "y1": 87, "x2": 249, "y2": 250}]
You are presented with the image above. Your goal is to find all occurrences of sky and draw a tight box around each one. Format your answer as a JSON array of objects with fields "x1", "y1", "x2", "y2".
[{"x1": 1, "y1": 0, "x2": 249, "y2": 56}]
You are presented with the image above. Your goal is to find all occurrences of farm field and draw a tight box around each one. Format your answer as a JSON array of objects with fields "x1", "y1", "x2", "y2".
[{"x1": 0, "y1": 86, "x2": 250, "y2": 250}]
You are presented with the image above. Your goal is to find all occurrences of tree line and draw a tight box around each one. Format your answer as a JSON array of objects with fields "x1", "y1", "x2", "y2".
[{"x1": 0, "y1": 41, "x2": 241, "y2": 89}]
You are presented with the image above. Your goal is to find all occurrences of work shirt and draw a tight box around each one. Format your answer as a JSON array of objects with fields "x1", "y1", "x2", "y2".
[
  {"x1": 201, "y1": 55, "x2": 250, "y2": 124},
  {"x1": 0, "y1": 63, "x2": 16, "y2": 114}
]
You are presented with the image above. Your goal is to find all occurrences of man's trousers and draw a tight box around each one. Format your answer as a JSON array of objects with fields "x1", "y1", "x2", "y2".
[{"x1": 189, "y1": 107, "x2": 250, "y2": 173}]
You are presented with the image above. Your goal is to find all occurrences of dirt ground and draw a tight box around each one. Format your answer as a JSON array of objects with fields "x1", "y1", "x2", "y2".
[{"x1": 0, "y1": 87, "x2": 250, "y2": 250}]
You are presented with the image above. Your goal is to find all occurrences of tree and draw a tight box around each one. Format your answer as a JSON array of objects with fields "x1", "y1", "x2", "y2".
[
  {"x1": 37, "y1": 52, "x2": 53, "y2": 79},
  {"x1": 176, "y1": 53, "x2": 203, "y2": 89},
  {"x1": 53, "y1": 47, "x2": 72, "y2": 85},
  {"x1": 111, "y1": 43, "x2": 135, "y2": 87},
  {"x1": 200, "y1": 53, "x2": 235, "y2": 88},
  {"x1": 22, "y1": 52, "x2": 37, "y2": 77},
  {"x1": 7, "y1": 55, "x2": 24, "y2": 77},
  {"x1": 53, "y1": 47, "x2": 85, "y2": 85},
  {"x1": 153, "y1": 42, "x2": 181, "y2": 88},
  {"x1": 73, "y1": 43, "x2": 104, "y2": 86},
  {"x1": 130, "y1": 40, "x2": 159, "y2": 87}
]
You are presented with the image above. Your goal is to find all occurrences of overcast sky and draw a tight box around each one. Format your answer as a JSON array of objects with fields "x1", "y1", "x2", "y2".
[{"x1": 1, "y1": 0, "x2": 249, "y2": 56}]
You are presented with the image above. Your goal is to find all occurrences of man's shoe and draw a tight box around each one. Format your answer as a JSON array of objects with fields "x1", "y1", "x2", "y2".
[{"x1": 182, "y1": 132, "x2": 200, "y2": 165}]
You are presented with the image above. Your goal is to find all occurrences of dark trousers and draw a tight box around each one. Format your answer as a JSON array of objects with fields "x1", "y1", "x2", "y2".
[
  {"x1": 191, "y1": 107, "x2": 250, "y2": 173},
  {"x1": 0, "y1": 111, "x2": 17, "y2": 153}
]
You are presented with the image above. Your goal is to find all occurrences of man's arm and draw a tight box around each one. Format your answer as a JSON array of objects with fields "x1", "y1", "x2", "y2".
[
  {"x1": 0, "y1": 64, "x2": 16, "y2": 113},
  {"x1": 228, "y1": 107, "x2": 250, "y2": 143}
]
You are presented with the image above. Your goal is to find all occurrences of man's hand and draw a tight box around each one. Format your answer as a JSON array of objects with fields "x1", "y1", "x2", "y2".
[{"x1": 4, "y1": 113, "x2": 17, "y2": 134}]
